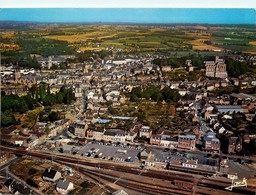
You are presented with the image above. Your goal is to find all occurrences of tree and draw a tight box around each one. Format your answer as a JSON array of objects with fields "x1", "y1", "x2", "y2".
[
  {"x1": 226, "y1": 58, "x2": 249, "y2": 77},
  {"x1": 28, "y1": 168, "x2": 38, "y2": 175},
  {"x1": 26, "y1": 178, "x2": 38, "y2": 188},
  {"x1": 48, "y1": 111, "x2": 59, "y2": 122},
  {"x1": 128, "y1": 86, "x2": 180, "y2": 103},
  {"x1": 31, "y1": 55, "x2": 40, "y2": 69},
  {"x1": 1, "y1": 110, "x2": 17, "y2": 127},
  {"x1": 56, "y1": 93, "x2": 64, "y2": 104},
  {"x1": 162, "y1": 87, "x2": 181, "y2": 102}
]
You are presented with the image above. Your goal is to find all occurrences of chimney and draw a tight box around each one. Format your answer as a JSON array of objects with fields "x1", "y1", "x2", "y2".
[{"x1": 48, "y1": 168, "x2": 51, "y2": 172}]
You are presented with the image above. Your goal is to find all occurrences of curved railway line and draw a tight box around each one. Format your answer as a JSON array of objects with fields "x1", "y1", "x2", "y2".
[
  {"x1": 78, "y1": 167, "x2": 191, "y2": 195},
  {"x1": 1, "y1": 146, "x2": 255, "y2": 194}
]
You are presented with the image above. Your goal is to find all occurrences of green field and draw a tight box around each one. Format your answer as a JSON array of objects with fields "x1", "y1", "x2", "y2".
[{"x1": 1, "y1": 23, "x2": 256, "y2": 60}]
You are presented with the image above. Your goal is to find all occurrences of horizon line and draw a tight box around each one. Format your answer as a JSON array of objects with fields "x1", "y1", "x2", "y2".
[{"x1": 1, "y1": 20, "x2": 256, "y2": 25}]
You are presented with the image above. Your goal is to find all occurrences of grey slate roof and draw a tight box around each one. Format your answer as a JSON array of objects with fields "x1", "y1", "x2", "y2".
[
  {"x1": 57, "y1": 180, "x2": 70, "y2": 190},
  {"x1": 43, "y1": 169, "x2": 57, "y2": 179}
]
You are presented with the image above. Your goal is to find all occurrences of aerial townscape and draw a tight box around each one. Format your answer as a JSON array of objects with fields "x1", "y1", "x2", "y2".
[{"x1": 0, "y1": 7, "x2": 256, "y2": 195}]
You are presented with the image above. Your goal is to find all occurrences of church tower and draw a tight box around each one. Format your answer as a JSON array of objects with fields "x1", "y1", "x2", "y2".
[{"x1": 205, "y1": 56, "x2": 227, "y2": 79}]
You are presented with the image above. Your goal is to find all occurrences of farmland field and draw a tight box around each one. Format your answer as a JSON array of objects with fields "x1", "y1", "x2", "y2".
[{"x1": 1, "y1": 23, "x2": 256, "y2": 59}]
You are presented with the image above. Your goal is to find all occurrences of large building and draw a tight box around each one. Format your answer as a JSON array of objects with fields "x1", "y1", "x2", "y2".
[
  {"x1": 205, "y1": 56, "x2": 227, "y2": 78},
  {"x1": 203, "y1": 131, "x2": 220, "y2": 153},
  {"x1": 87, "y1": 127, "x2": 105, "y2": 140},
  {"x1": 73, "y1": 123, "x2": 87, "y2": 138},
  {"x1": 86, "y1": 127, "x2": 135, "y2": 143},
  {"x1": 37, "y1": 56, "x2": 66, "y2": 69},
  {"x1": 178, "y1": 135, "x2": 196, "y2": 150},
  {"x1": 139, "y1": 126, "x2": 152, "y2": 138},
  {"x1": 215, "y1": 105, "x2": 244, "y2": 113}
]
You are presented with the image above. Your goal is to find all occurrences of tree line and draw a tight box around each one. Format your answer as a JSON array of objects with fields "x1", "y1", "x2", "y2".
[
  {"x1": 225, "y1": 58, "x2": 249, "y2": 77},
  {"x1": 127, "y1": 85, "x2": 181, "y2": 103},
  {"x1": 153, "y1": 55, "x2": 215, "y2": 69},
  {"x1": 1, "y1": 84, "x2": 75, "y2": 127}
]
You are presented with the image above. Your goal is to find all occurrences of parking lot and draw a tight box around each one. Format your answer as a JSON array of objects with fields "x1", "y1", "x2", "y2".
[
  {"x1": 57, "y1": 142, "x2": 142, "y2": 164},
  {"x1": 37, "y1": 129, "x2": 217, "y2": 167}
]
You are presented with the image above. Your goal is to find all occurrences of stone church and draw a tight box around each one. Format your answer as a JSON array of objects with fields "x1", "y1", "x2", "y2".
[{"x1": 205, "y1": 56, "x2": 228, "y2": 78}]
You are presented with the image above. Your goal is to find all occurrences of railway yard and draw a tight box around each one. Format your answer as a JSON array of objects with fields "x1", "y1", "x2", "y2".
[{"x1": 1, "y1": 145, "x2": 256, "y2": 195}]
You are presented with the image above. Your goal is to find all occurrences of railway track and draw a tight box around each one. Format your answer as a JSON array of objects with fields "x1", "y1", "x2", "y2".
[
  {"x1": 56, "y1": 159, "x2": 190, "y2": 195},
  {"x1": 79, "y1": 168, "x2": 190, "y2": 195},
  {"x1": 1, "y1": 146, "x2": 255, "y2": 194},
  {"x1": 78, "y1": 168, "x2": 116, "y2": 193}
]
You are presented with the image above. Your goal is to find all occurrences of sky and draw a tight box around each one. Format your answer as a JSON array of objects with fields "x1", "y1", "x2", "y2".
[
  {"x1": 0, "y1": 0, "x2": 255, "y2": 8},
  {"x1": 0, "y1": 8, "x2": 255, "y2": 24}
]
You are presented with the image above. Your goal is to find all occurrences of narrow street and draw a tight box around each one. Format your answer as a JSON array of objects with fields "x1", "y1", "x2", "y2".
[{"x1": 195, "y1": 101, "x2": 210, "y2": 135}]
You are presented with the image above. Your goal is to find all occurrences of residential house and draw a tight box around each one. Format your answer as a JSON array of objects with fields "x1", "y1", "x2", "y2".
[
  {"x1": 114, "y1": 130, "x2": 127, "y2": 143},
  {"x1": 139, "y1": 126, "x2": 152, "y2": 138},
  {"x1": 125, "y1": 132, "x2": 137, "y2": 142},
  {"x1": 4, "y1": 179, "x2": 32, "y2": 195},
  {"x1": 150, "y1": 135, "x2": 161, "y2": 145},
  {"x1": 112, "y1": 189, "x2": 129, "y2": 195},
  {"x1": 4, "y1": 178, "x2": 13, "y2": 192},
  {"x1": 56, "y1": 180, "x2": 74, "y2": 194},
  {"x1": 42, "y1": 168, "x2": 61, "y2": 182}
]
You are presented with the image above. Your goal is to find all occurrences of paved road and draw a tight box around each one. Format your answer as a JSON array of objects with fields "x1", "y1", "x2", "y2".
[
  {"x1": 5, "y1": 167, "x2": 40, "y2": 195},
  {"x1": 0, "y1": 158, "x2": 40, "y2": 195},
  {"x1": 5, "y1": 167, "x2": 39, "y2": 195},
  {"x1": 199, "y1": 117, "x2": 210, "y2": 133},
  {"x1": 0, "y1": 157, "x2": 18, "y2": 171},
  {"x1": 195, "y1": 102, "x2": 210, "y2": 134}
]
